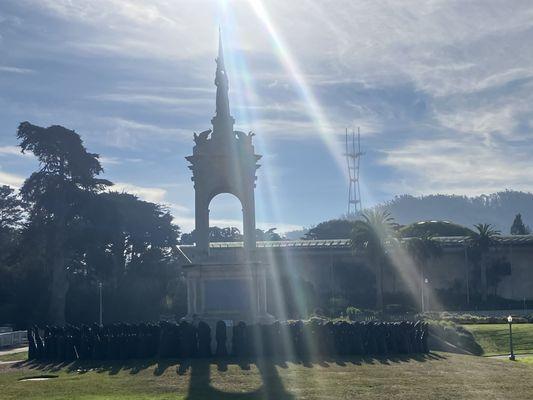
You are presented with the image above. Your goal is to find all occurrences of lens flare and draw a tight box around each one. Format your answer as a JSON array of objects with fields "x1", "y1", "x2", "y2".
[{"x1": 245, "y1": 0, "x2": 347, "y2": 177}]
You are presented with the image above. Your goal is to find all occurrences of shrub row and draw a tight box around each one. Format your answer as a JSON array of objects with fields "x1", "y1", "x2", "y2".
[
  {"x1": 423, "y1": 311, "x2": 530, "y2": 325},
  {"x1": 28, "y1": 319, "x2": 429, "y2": 361}
]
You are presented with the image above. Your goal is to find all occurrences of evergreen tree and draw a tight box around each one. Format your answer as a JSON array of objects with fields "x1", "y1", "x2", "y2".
[
  {"x1": 17, "y1": 122, "x2": 112, "y2": 324},
  {"x1": 510, "y1": 213, "x2": 530, "y2": 235}
]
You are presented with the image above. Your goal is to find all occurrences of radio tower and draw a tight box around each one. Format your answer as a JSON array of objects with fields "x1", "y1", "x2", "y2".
[{"x1": 345, "y1": 127, "x2": 363, "y2": 218}]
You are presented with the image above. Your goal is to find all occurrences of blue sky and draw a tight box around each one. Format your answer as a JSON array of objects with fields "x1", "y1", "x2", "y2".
[{"x1": 1, "y1": 1, "x2": 533, "y2": 233}]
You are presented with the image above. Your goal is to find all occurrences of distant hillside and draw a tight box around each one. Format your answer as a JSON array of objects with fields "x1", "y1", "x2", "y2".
[{"x1": 373, "y1": 190, "x2": 533, "y2": 233}]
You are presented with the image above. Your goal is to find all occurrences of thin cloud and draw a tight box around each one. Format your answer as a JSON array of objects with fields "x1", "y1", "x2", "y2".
[
  {"x1": 111, "y1": 182, "x2": 167, "y2": 203},
  {"x1": 0, "y1": 66, "x2": 34, "y2": 74},
  {"x1": 0, "y1": 170, "x2": 25, "y2": 188},
  {"x1": 0, "y1": 146, "x2": 30, "y2": 157},
  {"x1": 1, "y1": 0, "x2": 533, "y2": 222}
]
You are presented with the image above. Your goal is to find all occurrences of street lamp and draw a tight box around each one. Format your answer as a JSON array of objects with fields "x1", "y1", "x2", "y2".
[
  {"x1": 98, "y1": 281, "x2": 103, "y2": 327},
  {"x1": 421, "y1": 278, "x2": 429, "y2": 312},
  {"x1": 508, "y1": 315, "x2": 515, "y2": 361}
]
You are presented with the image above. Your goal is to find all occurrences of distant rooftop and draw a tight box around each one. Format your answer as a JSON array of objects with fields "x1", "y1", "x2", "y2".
[{"x1": 194, "y1": 235, "x2": 533, "y2": 249}]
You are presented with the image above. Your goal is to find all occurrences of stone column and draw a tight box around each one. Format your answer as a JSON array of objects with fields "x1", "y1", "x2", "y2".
[
  {"x1": 186, "y1": 277, "x2": 193, "y2": 316},
  {"x1": 260, "y1": 269, "x2": 268, "y2": 314},
  {"x1": 242, "y1": 189, "x2": 256, "y2": 251},
  {"x1": 191, "y1": 277, "x2": 198, "y2": 315},
  {"x1": 195, "y1": 192, "x2": 210, "y2": 255}
]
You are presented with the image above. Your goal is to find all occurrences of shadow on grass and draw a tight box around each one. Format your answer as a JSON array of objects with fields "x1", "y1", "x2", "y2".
[
  {"x1": 17, "y1": 352, "x2": 445, "y2": 373},
  {"x1": 18, "y1": 358, "x2": 158, "y2": 376},
  {"x1": 179, "y1": 353, "x2": 446, "y2": 400},
  {"x1": 16, "y1": 353, "x2": 445, "y2": 400},
  {"x1": 179, "y1": 359, "x2": 295, "y2": 400}
]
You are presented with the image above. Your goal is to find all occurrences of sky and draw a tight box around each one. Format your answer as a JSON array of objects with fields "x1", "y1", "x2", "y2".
[{"x1": 1, "y1": 0, "x2": 533, "y2": 233}]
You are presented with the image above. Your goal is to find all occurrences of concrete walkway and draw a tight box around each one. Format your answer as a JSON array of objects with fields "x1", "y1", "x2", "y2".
[{"x1": 487, "y1": 353, "x2": 532, "y2": 360}]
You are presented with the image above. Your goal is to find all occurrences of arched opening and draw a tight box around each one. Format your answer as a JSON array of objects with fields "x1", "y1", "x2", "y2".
[{"x1": 208, "y1": 193, "x2": 244, "y2": 243}]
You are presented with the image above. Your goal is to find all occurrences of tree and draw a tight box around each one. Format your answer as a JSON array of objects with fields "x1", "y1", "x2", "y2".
[
  {"x1": 350, "y1": 210, "x2": 396, "y2": 310},
  {"x1": 181, "y1": 226, "x2": 242, "y2": 244},
  {"x1": 0, "y1": 185, "x2": 25, "y2": 265},
  {"x1": 400, "y1": 220, "x2": 474, "y2": 237},
  {"x1": 17, "y1": 122, "x2": 112, "y2": 324},
  {"x1": 256, "y1": 227, "x2": 283, "y2": 241},
  {"x1": 304, "y1": 219, "x2": 356, "y2": 240},
  {"x1": 510, "y1": 213, "x2": 530, "y2": 235},
  {"x1": 405, "y1": 234, "x2": 442, "y2": 312},
  {"x1": 0, "y1": 185, "x2": 25, "y2": 232},
  {"x1": 0, "y1": 186, "x2": 27, "y2": 325},
  {"x1": 468, "y1": 223, "x2": 500, "y2": 303},
  {"x1": 71, "y1": 191, "x2": 181, "y2": 322}
]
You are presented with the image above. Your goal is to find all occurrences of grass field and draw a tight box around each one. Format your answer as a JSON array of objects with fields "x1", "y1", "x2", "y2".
[
  {"x1": 463, "y1": 323, "x2": 533, "y2": 355},
  {"x1": 2, "y1": 353, "x2": 533, "y2": 399},
  {"x1": 0, "y1": 351, "x2": 28, "y2": 362}
]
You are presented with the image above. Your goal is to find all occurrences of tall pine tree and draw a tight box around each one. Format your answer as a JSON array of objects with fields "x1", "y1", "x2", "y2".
[{"x1": 510, "y1": 213, "x2": 530, "y2": 235}]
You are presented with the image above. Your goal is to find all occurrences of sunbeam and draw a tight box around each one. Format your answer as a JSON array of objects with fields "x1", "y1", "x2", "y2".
[{"x1": 245, "y1": 0, "x2": 347, "y2": 178}]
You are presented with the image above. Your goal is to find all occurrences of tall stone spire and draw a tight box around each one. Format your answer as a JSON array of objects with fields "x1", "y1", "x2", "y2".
[
  {"x1": 187, "y1": 28, "x2": 261, "y2": 254},
  {"x1": 212, "y1": 28, "x2": 234, "y2": 138}
]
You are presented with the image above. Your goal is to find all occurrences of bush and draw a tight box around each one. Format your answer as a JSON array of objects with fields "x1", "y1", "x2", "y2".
[
  {"x1": 428, "y1": 320, "x2": 483, "y2": 355},
  {"x1": 423, "y1": 311, "x2": 529, "y2": 325},
  {"x1": 346, "y1": 307, "x2": 363, "y2": 321}
]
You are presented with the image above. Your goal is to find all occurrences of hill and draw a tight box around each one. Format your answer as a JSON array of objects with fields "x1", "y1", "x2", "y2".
[{"x1": 374, "y1": 190, "x2": 533, "y2": 233}]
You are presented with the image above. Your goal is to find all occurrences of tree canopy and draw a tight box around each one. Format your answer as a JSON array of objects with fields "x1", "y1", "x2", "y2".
[
  {"x1": 304, "y1": 219, "x2": 357, "y2": 240},
  {"x1": 180, "y1": 226, "x2": 284, "y2": 244},
  {"x1": 399, "y1": 220, "x2": 474, "y2": 238},
  {"x1": 0, "y1": 122, "x2": 183, "y2": 327}
]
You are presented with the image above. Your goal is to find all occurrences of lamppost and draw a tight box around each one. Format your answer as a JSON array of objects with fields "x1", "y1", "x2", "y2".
[
  {"x1": 421, "y1": 278, "x2": 429, "y2": 312},
  {"x1": 98, "y1": 281, "x2": 103, "y2": 327},
  {"x1": 508, "y1": 315, "x2": 515, "y2": 361}
]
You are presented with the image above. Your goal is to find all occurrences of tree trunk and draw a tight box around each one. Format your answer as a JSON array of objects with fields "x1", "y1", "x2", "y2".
[
  {"x1": 48, "y1": 198, "x2": 69, "y2": 325},
  {"x1": 375, "y1": 257, "x2": 383, "y2": 311},
  {"x1": 480, "y1": 254, "x2": 488, "y2": 303},
  {"x1": 48, "y1": 244, "x2": 69, "y2": 325}
]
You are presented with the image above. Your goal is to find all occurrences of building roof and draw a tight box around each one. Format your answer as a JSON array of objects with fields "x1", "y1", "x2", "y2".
[{"x1": 202, "y1": 235, "x2": 533, "y2": 250}]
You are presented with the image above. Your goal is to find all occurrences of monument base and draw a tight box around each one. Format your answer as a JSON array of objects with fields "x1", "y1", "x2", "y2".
[{"x1": 183, "y1": 261, "x2": 275, "y2": 325}]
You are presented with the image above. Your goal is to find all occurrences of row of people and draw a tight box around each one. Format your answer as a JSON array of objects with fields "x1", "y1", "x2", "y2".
[{"x1": 27, "y1": 319, "x2": 429, "y2": 361}]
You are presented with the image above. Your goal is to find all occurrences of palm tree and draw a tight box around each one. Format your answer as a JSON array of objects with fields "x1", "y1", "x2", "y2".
[
  {"x1": 468, "y1": 223, "x2": 500, "y2": 303},
  {"x1": 351, "y1": 210, "x2": 396, "y2": 311},
  {"x1": 405, "y1": 234, "x2": 442, "y2": 312}
]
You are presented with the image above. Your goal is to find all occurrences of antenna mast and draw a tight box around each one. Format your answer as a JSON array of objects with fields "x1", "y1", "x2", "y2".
[{"x1": 345, "y1": 127, "x2": 363, "y2": 218}]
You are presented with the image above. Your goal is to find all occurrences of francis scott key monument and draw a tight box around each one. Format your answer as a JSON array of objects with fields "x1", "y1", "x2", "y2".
[{"x1": 183, "y1": 33, "x2": 274, "y2": 325}]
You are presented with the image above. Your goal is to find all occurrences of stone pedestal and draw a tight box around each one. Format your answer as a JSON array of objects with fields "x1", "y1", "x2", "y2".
[{"x1": 183, "y1": 261, "x2": 274, "y2": 324}]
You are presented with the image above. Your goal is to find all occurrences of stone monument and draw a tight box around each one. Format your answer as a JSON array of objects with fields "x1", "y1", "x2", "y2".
[{"x1": 184, "y1": 32, "x2": 274, "y2": 324}]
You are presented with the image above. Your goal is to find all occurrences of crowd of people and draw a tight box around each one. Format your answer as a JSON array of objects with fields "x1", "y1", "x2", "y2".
[{"x1": 27, "y1": 319, "x2": 429, "y2": 361}]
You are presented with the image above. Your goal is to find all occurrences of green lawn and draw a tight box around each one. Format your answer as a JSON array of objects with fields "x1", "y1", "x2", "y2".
[
  {"x1": 463, "y1": 323, "x2": 533, "y2": 355},
  {"x1": 0, "y1": 351, "x2": 28, "y2": 362},
  {"x1": 2, "y1": 353, "x2": 533, "y2": 399},
  {"x1": 517, "y1": 356, "x2": 533, "y2": 365}
]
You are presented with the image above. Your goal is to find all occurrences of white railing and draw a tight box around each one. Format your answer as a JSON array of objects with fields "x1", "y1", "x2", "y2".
[{"x1": 0, "y1": 330, "x2": 28, "y2": 348}]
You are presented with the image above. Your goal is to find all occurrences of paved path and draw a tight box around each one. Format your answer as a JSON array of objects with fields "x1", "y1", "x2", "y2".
[
  {"x1": 487, "y1": 353, "x2": 532, "y2": 360},
  {"x1": 0, "y1": 346, "x2": 27, "y2": 356}
]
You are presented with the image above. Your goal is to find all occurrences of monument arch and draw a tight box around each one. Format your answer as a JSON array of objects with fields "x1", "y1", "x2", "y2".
[
  {"x1": 183, "y1": 31, "x2": 273, "y2": 325},
  {"x1": 186, "y1": 32, "x2": 260, "y2": 256}
]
